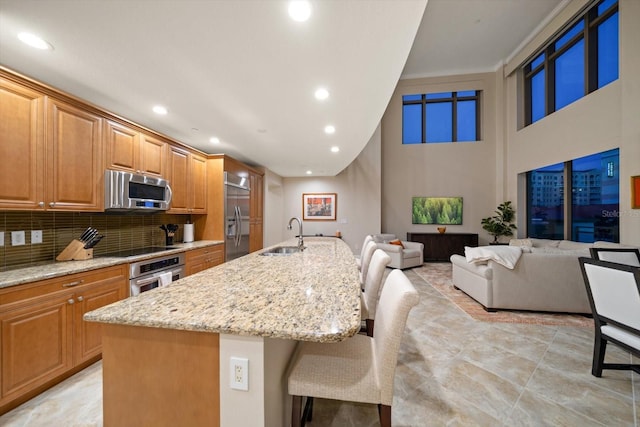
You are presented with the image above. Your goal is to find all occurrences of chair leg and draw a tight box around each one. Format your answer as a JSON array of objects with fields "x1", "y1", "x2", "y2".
[
  {"x1": 379, "y1": 404, "x2": 391, "y2": 427},
  {"x1": 304, "y1": 397, "x2": 314, "y2": 422},
  {"x1": 366, "y1": 319, "x2": 375, "y2": 337},
  {"x1": 291, "y1": 395, "x2": 302, "y2": 427},
  {"x1": 592, "y1": 333, "x2": 607, "y2": 377}
]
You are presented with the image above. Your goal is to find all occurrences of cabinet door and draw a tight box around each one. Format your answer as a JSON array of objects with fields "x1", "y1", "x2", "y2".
[
  {"x1": 0, "y1": 77, "x2": 45, "y2": 210},
  {"x1": 0, "y1": 293, "x2": 73, "y2": 402},
  {"x1": 190, "y1": 153, "x2": 207, "y2": 213},
  {"x1": 73, "y1": 271, "x2": 127, "y2": 365},
  {"x1": 105, "y1": 120, "x2": 139, "y2": 173},
  {"x1": 167, "y1": 145, "x2": 189, "y2": 213},
  {"x1": 249, "y1": 222, "x2": 263, "y2": 253},
  {"x1": 46, "y1": 98, "x2": 103, "y2": 211},
  {"x1": 139, "y1": 133, "x2": 166, "y2": 177}
]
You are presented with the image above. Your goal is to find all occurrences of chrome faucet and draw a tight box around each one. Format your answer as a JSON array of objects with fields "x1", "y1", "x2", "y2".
[{"x1": 287, "y1": 217, "x2": 304, "y2": 251}]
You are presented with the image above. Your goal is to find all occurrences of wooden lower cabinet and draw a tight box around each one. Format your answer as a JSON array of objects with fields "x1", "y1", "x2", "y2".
[
  {"x1": 0, "y1": 264, "x2": 128, "y2": 414},
  {"x1": 185, "y1": 245, "x2": 224, "y2": 276},
  {"x1": 406, "y1": 232, "x2": 479, "y2": 261}
]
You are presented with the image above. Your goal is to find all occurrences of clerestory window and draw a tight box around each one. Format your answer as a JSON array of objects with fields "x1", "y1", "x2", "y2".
[
  {"x1": 523, "y1": 0, "x2": 618, "y2": 126},
  {"x1": 402, "y1": 91, "x2": 481, "y2": 144}
]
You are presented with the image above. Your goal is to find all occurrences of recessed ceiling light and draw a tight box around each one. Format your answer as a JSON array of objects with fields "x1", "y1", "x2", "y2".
[
  {"x1": 210, "y1": 137, "x2": 220, "y2": 144},
  {"x1": 18, "y1": 32, "x2": 53, "y2": 50},
  {"x1": 306, "y1": 170, "x2": 313, "y2": 175},
  {"x1": 330, "y1": 146, "x2": 340, "y2": 153},
  {"x1": 288, "y1": 1, "x2": 312, "y2": 22},
  {"x1": 314, "y1": 87, "x2": 329, "y2": 101},
  {"x1": 324, "y1": 125, "x2": 336, "y2": 134},
  {"x1": 152, "y1": 105, "x2": 168, "y2": 115}
]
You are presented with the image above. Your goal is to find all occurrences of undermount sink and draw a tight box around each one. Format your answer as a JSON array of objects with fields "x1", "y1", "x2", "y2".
[{"x1": 260, "y1": 246, "x2": 301, "y2": 256}]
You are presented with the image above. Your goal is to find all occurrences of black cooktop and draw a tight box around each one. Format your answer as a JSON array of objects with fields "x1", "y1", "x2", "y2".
[{"x1": 102, "y1": 247, "x2": 175, "y2": 258}]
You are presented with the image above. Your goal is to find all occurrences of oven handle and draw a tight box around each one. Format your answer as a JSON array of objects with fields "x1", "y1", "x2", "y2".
[
  {"x1": 132, "y1": 266, "x2": 184, "y2": 286},
  {"x1": 133, "y1": 275, "x2": 163, "y2": 287}
]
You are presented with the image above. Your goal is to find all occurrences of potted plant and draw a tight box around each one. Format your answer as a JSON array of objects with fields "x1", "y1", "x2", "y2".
[{"x1": 481, "y1": 201, "x2": 517, "y2": 244}]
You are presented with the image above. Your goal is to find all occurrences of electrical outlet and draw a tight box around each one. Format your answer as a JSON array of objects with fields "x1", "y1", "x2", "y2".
[
  {"x1": 11, "y1": 231, "x2": 25, "y2": 246},
  {"x1": 230, "y1": 357, "x2": 249, "y2": 391},
  {"x1": 0, "y1": 232, "x2": 4, "y2": 246},
  {"x1": 32, "y1": 230, "x2": 43, "y2": 244}
]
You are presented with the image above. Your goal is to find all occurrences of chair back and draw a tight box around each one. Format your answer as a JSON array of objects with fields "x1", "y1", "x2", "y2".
[
  {"x1": 362, "y1": 249, "x2": 392, "y2": 319},
  {"x1": 359, "y1": 240, "x2": 377, "y2": 284},
  {"x1": 590, "y1": 247, "x2": 640, "y2": 267},
  {"x1": 359, "y1": 235, "x2": 374, "y2": 262},
  {"x1": 373, "y1": 269, "x2": 419, "y2": 405},
  {"x1": 579, "y1": 257, "x2": 640, "y2": 331}
]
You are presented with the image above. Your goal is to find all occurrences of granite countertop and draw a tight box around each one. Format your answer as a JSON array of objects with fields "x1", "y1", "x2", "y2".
[
  {"x1": 0, "y1": 240, "x2": 224, "y2": 289},
  {"x1": 84, "y1": 237, "x2": 362, "y2": 343}
]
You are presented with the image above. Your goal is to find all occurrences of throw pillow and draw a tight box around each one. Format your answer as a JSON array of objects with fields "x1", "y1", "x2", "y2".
[{"x1": 389, "y1": 239, "x2": 405, "y2": 248}]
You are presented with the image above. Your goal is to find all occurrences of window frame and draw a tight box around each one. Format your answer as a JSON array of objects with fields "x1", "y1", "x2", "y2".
[
  {"x1": 523, "y1": 0, "x2": 618, "y2": 126},
  {"x1": 402, "y1": 90, "x2": 481, "y2": 144}
]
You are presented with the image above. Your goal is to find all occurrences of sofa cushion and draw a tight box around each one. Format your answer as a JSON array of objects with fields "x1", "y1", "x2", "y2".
[
  {"x1": 529, "y1": 246, "x2": 591, "y2": 256},
  {"x1": 594, "y1": 241, "x2": 640, "y2": 249},
  {"x1": 529, "y1": 238, "x2": 561, "y2": 248},
  {"x1": 373, "y1": 233, "x2": 396, "y2": 243},
  {"x1": 509, "y1": 238, "x2": 533, "y2": 247},
  {"x1": 557, "y1": 240, "x2": 593, "y2": 250}
]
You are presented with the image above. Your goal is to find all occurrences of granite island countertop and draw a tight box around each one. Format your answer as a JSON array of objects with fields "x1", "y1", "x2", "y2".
[
  {"x1": 84, "y1": 237, "x2": 362, "y2": 343},
  {"x1": 0, "y1": 240, "x2": 224, "y2": 289}
]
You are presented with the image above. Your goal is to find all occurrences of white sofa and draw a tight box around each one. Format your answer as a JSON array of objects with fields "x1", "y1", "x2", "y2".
[
  {"x1": 450, "y1": 238, "x2": 638, "y2": 314},
  {"x1": 372, "y1": 234, "x2": 424, "y2": 270}
]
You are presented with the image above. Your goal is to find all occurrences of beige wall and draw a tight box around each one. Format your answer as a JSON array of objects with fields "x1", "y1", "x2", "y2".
[
  {"x1": 504, "y1": 0, "x2": 640, "y2": 245},
  {"x1": 381, "y1": 73, "x2": 499, "y2": 245},
  {"x1": 379, "y1": 0, "x2": 639, "y2": 247},
  {"x1": 264, "y1": 125, "x2": 382, "y2": 254}
]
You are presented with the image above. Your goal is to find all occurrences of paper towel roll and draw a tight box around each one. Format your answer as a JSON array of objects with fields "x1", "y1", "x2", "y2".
[{"x1": 183, "y1": 223, "x2": 194, "y2": 243}]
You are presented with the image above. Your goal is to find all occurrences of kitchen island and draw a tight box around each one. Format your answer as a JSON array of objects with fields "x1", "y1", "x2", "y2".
[{"x1": 85, "y1": 237, "x2": 361, "y2": 427}]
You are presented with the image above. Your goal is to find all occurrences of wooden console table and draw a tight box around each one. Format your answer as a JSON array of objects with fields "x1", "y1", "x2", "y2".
[{"x1": 407, "y1": 232, "x2": 479, "y2": 261}]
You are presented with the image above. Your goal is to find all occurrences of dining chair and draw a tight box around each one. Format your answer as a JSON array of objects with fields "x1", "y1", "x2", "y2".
[
  {"x1": 361, "y1": 249, "x2": 392, "y2": 336},
  {"x1": 288, "y1": 269, "x2": 419, "y2": 427},
  {"x1": 589, "y1": 247, "x2": 640, "y2": 267},
  {"x1": 579, "y1": 257, "x2": 640, "y2": 377},
  {"x1": 356, "y1": 234, "x2": 374, "y2": 270},
  {"x1": 359, "y1": 240, "x2": 377, "y2": 286}
]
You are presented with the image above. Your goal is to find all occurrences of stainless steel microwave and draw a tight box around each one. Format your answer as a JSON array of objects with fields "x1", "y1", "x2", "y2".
[{"x1": 104, "y1": 170, "x2": 172, "y2": 212}]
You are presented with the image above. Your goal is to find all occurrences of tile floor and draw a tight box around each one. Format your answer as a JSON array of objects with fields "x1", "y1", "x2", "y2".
[{"x1": 1, "y1": 265, "x2": 637, "y2": 426}]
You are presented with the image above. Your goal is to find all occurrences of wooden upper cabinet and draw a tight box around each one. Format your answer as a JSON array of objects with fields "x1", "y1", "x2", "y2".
[
  {"x1": 0, "y1": 77, "x2": 45, "y2": 210},
  {"x1": 105, "y1": 120, "x2": 139, "y2": 172},
  {"x1": 190, "y1": 153, "x2": 207, "y2": 214},
  {"x1": 139, "y1": 133, "x2": 166, "y2": 177},
  {"x1": 105, "y1": 121, "x2": 166, "y2": 178},
  {"x1": 168, "y1": 146, "x2": 207, "y2": 214},
  {"x1": 46, "y1": 97, "x2": 103, "y2": 211},
  {"x1": 167, "y1": 145, "x2": 190, "y2": 213}
]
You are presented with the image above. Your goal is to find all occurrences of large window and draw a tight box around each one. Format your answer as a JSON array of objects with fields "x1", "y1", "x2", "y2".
[
  {"x1": 527, "y1": 148, "x2": 619, "y2": 242},
  {"x1": 523, "y1": 0, "x2": 618, "y2": 126},
  {"x1": 402, "y1": 91, "x2": 480, "y2": 144}
]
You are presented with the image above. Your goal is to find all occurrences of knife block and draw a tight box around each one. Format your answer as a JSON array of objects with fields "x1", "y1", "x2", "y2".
[{"x1": 56, "y1": 239, "x2": 94, "y2": 261}]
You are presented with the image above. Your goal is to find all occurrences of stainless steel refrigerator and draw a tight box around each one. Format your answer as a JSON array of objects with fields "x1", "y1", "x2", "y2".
[{"x1": 224, "y1": 172, "x2": 250, "y2": 261}]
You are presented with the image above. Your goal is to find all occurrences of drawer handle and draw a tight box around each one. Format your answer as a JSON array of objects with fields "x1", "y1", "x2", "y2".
[
  {"x1": 67, "y1": 298, "x2": 75, "y2": 305},
  {"x1": 77, "y1": 296, "x2": 84, "y2": 302},
  {"x1": 63, "y1": 279, "x2": 84, "y2": 288}
]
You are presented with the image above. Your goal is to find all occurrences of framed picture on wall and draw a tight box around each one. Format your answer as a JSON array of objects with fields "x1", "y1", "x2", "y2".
[
  {"x1": 632, "y1": 176, "x2": 640, "y2": 209},
  {"x1": 302, "y1": 193, "x2": 337, "y2": 221}
]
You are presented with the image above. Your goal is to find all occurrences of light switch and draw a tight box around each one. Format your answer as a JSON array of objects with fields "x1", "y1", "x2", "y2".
[
  {"x1": 32, "y1": 230, "x2": 43, "y2": 244},
  {"x1": 0, "y1": 232, "x2": 4, "y2": 246}
]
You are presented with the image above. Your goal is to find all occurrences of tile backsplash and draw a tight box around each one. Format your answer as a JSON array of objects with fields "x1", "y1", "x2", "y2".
[{"x1": 0, "y1": 211, "x2": 191, "y2": 271}]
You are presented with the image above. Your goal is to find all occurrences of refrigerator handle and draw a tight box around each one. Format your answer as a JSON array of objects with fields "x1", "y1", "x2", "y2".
[{"x1": 235, "y1": 206, "x2": 241, "y2": 247}]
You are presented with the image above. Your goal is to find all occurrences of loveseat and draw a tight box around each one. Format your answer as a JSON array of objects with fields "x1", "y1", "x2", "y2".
[
  {"x1": 372, "y1": 234, "x2": 424, "y2": 270},
  {"x1": 450, "y1": 238, "x2": 638, "y2": 313}
]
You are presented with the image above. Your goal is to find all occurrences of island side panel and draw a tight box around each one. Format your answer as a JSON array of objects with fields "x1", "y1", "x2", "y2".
[{"x1": 101, "y1": 324, "x2": 220, "y2": 427}]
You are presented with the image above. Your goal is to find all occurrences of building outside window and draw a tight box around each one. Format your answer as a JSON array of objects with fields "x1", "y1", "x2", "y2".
[
  {"x1": 402, "y1": 91, "x2": 480, "y2": 144},
  {"x1": 527, "y1": 148, "x2": 619, "y2": 242},
  {"x1": 523, "y1": 0, "x2": 618, "y2": 126}
]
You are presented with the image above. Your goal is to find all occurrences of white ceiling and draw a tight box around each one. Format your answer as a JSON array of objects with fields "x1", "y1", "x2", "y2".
[{"x1": 0, "y1": 0, "x2": 563, "y2": 177}]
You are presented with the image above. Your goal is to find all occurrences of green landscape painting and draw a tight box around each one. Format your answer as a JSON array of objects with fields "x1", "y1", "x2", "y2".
[{"x1": 412, "y1": 197, "x2": 463, "y2": 225}]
